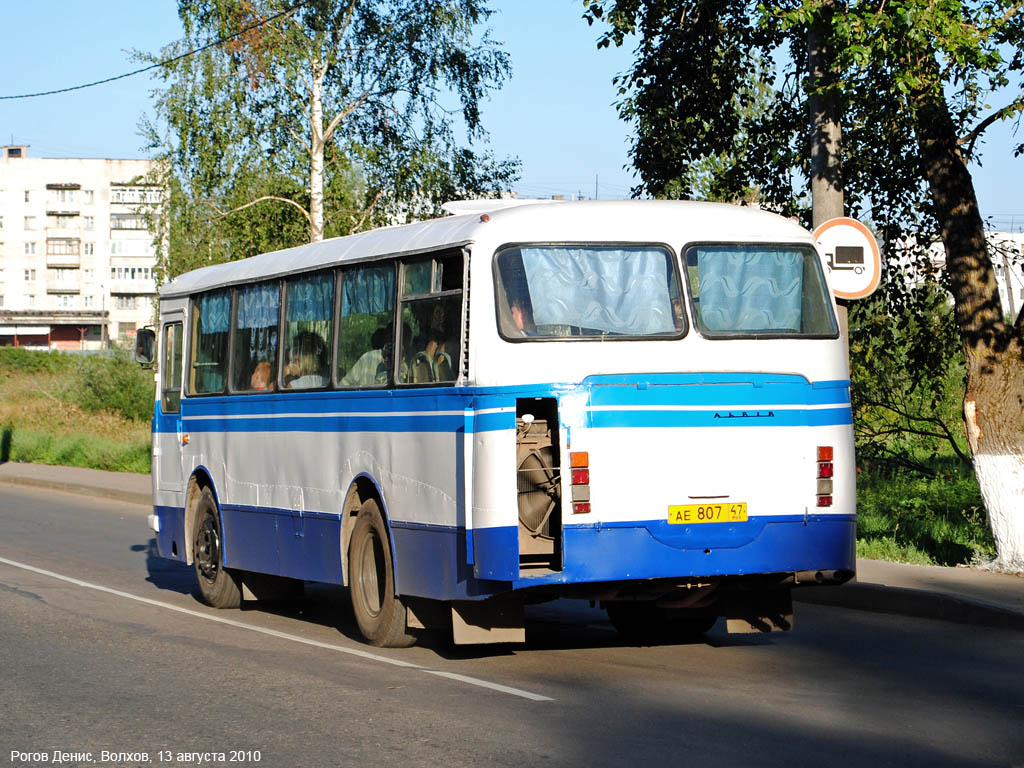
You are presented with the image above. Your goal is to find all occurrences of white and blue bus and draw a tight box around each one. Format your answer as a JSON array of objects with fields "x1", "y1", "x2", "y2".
[{"x1": 139, "y1": 200, "x2": 855, "y2": 647}]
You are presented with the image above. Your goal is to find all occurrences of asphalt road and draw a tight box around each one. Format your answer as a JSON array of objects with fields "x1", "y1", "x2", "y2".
[{"x1": 1, "y1": 485, "x2": 1022, "y2": 768}]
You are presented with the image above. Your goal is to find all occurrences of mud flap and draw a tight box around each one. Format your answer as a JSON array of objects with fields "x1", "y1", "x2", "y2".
[{"x1": 451, "y1": 598, "x2": 525, "y2": 644}]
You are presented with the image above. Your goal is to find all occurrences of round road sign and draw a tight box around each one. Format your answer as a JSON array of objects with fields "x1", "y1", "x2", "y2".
[{"x1": 813, "y1": 217, "x2": 882, "y2": 300}]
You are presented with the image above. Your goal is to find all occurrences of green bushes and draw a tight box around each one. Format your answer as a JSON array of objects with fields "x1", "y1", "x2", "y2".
[
  {"x1": 66, "y1": 352, "x2": 155, "y2": 423},
  {"x1": 0, "y1": 348, "x2": 153, "y2": 474}
]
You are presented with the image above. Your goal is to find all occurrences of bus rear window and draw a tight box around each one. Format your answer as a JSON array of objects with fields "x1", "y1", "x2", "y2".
[
  {"x1": 496, "y1": 245, "x2": 684, "y2": 339},
  {"x1": 684, "y1": 244, "x2": 838, "y2": 338}
]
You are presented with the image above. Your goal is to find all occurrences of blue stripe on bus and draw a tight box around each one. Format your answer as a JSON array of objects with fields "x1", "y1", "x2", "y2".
[
  {"x1": 152, "y1": 376, "x2": 852, "y2": 433},
  {"x1": 590, "y1": 407, "x2": 852, "y2": 429},
  {"x1": 150, "y1": 499, "x2": 855, "y2": 601}
]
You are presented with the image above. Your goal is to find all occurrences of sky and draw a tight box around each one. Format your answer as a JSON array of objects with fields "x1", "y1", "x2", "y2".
[{"x1": 1, "y1": 1, "x2": 1021, "y2": 229}]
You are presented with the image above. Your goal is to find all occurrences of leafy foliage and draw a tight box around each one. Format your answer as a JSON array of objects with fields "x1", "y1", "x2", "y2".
[{"x1": 142, "y1": 0, "x2": 519, "y2": 278}]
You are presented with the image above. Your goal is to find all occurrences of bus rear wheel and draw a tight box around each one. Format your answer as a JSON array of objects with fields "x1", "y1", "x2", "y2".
[
  {"x1": 193, "y1": 487, "x2": 241, "y2": 609},
  {"x1": 605, "y1": 601, "x2": 716, "y2": 643},
  {"x1": 348, "y1": 498, "x2": 415, "y2": 648}
]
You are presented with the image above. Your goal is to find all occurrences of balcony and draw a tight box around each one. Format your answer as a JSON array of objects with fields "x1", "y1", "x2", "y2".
[
  {"x1": 47, "y1": 280, "x2": 81, "y2": 294},
  {"x1": 46, "y1": 253, "x2": 81, "y2": 268},
  {"x1": 109, "y1": 279, "x2": 157, "y2": 296}
]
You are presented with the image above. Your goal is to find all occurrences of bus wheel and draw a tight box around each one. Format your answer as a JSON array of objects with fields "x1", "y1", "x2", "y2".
[
  {"x1": 193, "y1": 488, "x2": 241, "y2": 609},
  {"x1": 605, "y1": 601, "x2": 716, "y2": 643},
  {"x1": 348, "y1": 499, "x2": 415, "y2": 648}
]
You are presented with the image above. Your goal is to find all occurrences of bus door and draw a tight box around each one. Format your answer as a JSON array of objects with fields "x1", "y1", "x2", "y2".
[{"x1": 156, "y1": 317, "x2": 185, "y2": 493}]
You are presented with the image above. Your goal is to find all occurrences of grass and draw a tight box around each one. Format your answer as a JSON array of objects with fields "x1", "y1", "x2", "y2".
[
  {"x1": 856, "y1": 460, "x2": 996, "y2": 567},
  {"x1": 0, "y1": 348, "x2": 153, "y2": 474}
]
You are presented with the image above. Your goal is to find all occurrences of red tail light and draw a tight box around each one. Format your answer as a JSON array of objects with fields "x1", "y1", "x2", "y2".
[{"x1": 817, "y1": 447, "x2": 833, "y2": 507}]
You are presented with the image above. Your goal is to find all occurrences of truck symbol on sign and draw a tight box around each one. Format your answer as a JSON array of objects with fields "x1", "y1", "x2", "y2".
[{"x1": 827, "y1": 245, "x2": 866, "y2": 274}]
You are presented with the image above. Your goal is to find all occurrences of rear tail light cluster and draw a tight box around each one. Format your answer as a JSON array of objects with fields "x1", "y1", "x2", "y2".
[
  {"x1": 816, "y1": 446, "x2": 833, "y2": 507},
  {"x1": 570, "y1": 451, "x2": 591, "y2": 514}
]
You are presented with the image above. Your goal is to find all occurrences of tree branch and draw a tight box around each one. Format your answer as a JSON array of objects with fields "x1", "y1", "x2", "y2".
[
  {"x1": 352, "y1": 188, "x2": 385, "y2": 233},
  {"x1": 210, "y1": 195, "x2": 311, "y2": 223},
  {"x1": 322, "y1": 88, "x2": 374, "y2": 144},
  {"x1": 959, "y1": 96, "x2": 1024, "y2": 160}
]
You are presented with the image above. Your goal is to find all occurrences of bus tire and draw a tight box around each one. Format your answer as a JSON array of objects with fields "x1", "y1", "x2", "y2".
[
  {"x1": 348, "y1": 498, "x2": 415, "y2": 648},
  {"x1": 605, "y1": 601, "x2": 716, "y2": 643},
  {"x1": 192, "y1": 487, "x2": 241, "y2": 609}
]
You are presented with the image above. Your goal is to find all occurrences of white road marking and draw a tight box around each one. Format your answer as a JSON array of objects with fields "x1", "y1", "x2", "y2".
[{"x1": 0, "y1": 555, "x2": 553, "y2": 702}]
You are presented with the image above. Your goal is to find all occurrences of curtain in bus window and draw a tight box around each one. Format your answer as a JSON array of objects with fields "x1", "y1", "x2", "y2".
[
  {"x1": 193, "y1": 292, "x2": 230, "y2": 393},
  {"x1": 696, "y1": 248, "x2": 803, "y2": 332},
  {"x1": 520, "y1": 247, "x2": 675, "y2": 335},
  {"x1": 200, "y1": 292, "x2": 230, "y2": 333},
  {"x1": 234, "y1": 283, "x2": 279, "y2": 391},
  {"x1": 342, "y1": 266, "x2": 394, "y2": 315},
  {"x1": 284, "y1": 274, "x2": 334, "y2": 389}
]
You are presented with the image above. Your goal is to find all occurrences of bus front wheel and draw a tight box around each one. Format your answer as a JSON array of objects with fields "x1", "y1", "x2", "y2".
[
  {"x1": 192, "y1": 487, "x2": 241, "y2": 609},
  {"x1": 348, "y1": 499, "x2": 415, "y2": 648}
]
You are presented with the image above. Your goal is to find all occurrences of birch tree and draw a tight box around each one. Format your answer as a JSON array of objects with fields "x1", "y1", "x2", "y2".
[{"x1": 145, "y1": 0, "x2": 516, "y2": 266}]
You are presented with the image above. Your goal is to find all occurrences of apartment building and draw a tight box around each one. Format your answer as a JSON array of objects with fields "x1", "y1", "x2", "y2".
[{"x1": 0, "y1": 145, "x2": 160, "y2": 349}]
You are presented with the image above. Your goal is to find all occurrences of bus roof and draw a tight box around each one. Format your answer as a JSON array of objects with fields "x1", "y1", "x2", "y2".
[{"x1": 159, "y1": 200, "x2": 811, "y2": 298}]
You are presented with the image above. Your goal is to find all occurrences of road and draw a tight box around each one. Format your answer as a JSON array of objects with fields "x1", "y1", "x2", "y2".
[{"x1": 1, "y1": 484, "x2": 1022, "y2": 768}]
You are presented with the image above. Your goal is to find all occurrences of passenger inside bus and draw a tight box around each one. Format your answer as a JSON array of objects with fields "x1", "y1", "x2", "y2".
[
  {"x1": 249, "y1": 360, "x2": 275, "y2": 391},
  {"x1": 284, "y1": 330, "x2": 328, "y2": 389}
]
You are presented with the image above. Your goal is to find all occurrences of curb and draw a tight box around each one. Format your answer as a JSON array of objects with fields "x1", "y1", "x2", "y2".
[
  {"x1": 793, "y1": 582, "x2": 1024, "y2": 631},
  {"x1": 0, "y1": 473, "x2": 151, "y2": 507}
]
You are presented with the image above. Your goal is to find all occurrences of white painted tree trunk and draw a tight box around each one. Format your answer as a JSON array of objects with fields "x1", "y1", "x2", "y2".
[
  {"x1": 972, "y1": 454, "x2": 1024, "y2": 570},
  {"x1": 308, "y1": 64, "x2": 326, "y2": 243}
]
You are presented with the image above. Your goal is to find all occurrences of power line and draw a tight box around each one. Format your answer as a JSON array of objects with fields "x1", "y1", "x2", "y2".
[{"x1": 0, "y1": 1, "x2": 310, "y2": 101}]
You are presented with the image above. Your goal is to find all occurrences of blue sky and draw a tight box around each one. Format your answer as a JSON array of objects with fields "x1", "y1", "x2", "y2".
[{"x1": 1, "y1": 1, "x2": 1021, "y2": 227}]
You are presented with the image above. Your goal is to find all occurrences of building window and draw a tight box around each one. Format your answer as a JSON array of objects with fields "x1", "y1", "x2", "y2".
[
  {"x1": 27, "y1": 294, "x2": 35, "y2": 307},
  {"x1": 50, "y1": 189, "x2": 76, "y2": 204},
  {"x1": 25, "y1": 242, "x2": 37, "y2": 255},
  {"x1": 84, "y1": 243, "x2": 94, "y2": 256},
  {"x1": 24, "y1": 269, "x2": 37, "y2": 281},
  {"x1": 116, "y1": 296, "x2": 138, "y2": 310},
  {"x1": 0, "y1": 296, "x2": 4, "y2": 308},
  {"x1": 46, "y1": 213, "x2": 79, "y2": 228},
  {"x1": 0, "y1": 216, "x2": 4, "y2": 230},
  {"x1": 24, "y1": 216, "x2": 37, "y2": 230},
  {"x1": 83, "y1": 216, "x2": 95, "y2": 230},
  {"x1": 110, "y1": 213, "x2": 148, "y2": 230},
  {"x1": 83, "y1": 268, "x2": 95, "y2": 281},
  {"x1": 110, "y1": 242, "x2": 122, "y2": 255},
  {"x1": 84, "y1": 295, "x2": 94, "y2": 308},
  {"x1": 110, "y1": 186, "x2": 161, "y2": 205},
  {"x1": 51, "y1": 268, "x2": 77, "y2": 282},
  {"x1": 83, "y1": 190, "x2": 94, "y2": 204},
  {"x1": 46, "y1": 238, "x2": 80, "y2": 256},
  {"x1": 57, "y1": 294, "x2": 75, "y2": 308},
  {"x1": 24, "y1": 190, "x2": 30, "y2": 203}
]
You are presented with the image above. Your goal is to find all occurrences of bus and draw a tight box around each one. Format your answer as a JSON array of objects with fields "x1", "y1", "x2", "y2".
[{"x1": 138, "y1": 200, "x2": 856, "y2": 647}]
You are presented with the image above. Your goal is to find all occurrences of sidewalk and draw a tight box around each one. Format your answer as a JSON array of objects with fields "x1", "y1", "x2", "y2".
[
  {"x1": 0, "y1": 460, "x2": 151, "y2": 507},
  {"x1": 2, "y1": 461, "x2": 1022, "y2": 630}
]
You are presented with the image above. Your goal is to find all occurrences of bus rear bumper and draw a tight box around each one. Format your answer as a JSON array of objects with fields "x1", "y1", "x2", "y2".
[{"x1": 518, "y1": 514, "x2": 856, "y2": 587}]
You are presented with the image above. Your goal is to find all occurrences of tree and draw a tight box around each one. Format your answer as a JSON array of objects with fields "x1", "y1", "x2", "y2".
[
  {"x1": 143, "y1": 0, "x2": 517, "y2": 276},
  {"x1": 585, "y1": 0, "x2": 1024, "y2": 569}
]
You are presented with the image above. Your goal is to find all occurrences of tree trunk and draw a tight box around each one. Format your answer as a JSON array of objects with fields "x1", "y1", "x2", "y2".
[
  {"x1": 308, "y1": 63, "x2": 326, "y2": 243},
  {"x1": 808, "y1": 3, "x2": 844, "y2": 228},
  {"x1": 807, "y1": 3, "x2": 848, "y2": 352},
  {"x1": 910, "y1": 58, "x2": 1024, "y2": 570}
]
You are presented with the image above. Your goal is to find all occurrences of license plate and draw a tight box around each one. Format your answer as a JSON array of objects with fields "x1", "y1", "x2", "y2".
[{"x1": 668, "y1": 502, "x2": 747, "y2": 524}]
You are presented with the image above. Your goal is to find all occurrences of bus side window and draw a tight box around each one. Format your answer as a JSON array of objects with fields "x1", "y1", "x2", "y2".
[
  {"x1": 162, "y1": 322, "x2": 183, "y2": 414},
  {"x1": 283, "y1": 272, "x2": 334, "y2": 390},
  {"x1": 398, "y1": 251, "x2": 462, "y2": 385},
  {"x1": 190, "y1": 290, "x2": 230, "y2": 394},
  {"x1": 232, "y1": 281, "x2": 280, "y2": 392},
  {"x1": 338, "y1": 263, "x2": 396, "y2": 387}
]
